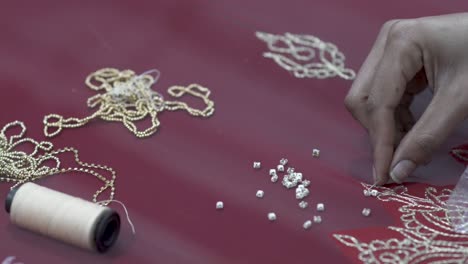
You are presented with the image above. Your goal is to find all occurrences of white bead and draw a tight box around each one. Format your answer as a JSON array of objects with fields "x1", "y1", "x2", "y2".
[
  {"x1": 280, "y1": 158, "x2": 288, "y2": 166},
  {"x1": 277, "y1": 164, "x2": 284, "y2": 172},
  {"x1": 287, "y1": 167, "x2": 295, "y2": 174},
  {"x1": 301, "y1": 179, "x2": 310, "y2": 187},
  {"x1": 303, "y1": 220, "x2": 312, "y2": 229},
  {"x1": 371, "y1": 189, "x2": 378, "y2": 197},
  {"x1": 362, "y1": 208, "x2": 371, "y2": 217},
  {"x1": 295, "y1": 184, "x2": 310, "y2": 199},
  {"x1": 313, "y1": 215, "x2": 322, "y2": 224},
  {"x1": 312, "y1": 149, "x2": 320, "y2": 157},
  {"x1": 216, "y1": 201, "x2": 224, "y2": 210},
  {"x1": 253, "y1": 162, "x2": 261, "y2": 169},
  {"x1": 271, "y1": 174, "x2": 279, "y2": 183},
  {"x1": 299, "y1": 201, "x2": 308, "y2": 209},
  {"x1": 269, "y1": 169, "x2": 277, "y2": 176},
  {"x1": 256, "y1": 190, "x2": 264, "y2": 198},
  {"x1": 316, "y1": 203, "x2": 325, "y2": 211},
  {"x1": 268, "y1": 212, "x2": 277, "y2": 221},
  {"x1": 363, "y1": 189, "x2": 371, "y2": 197}
]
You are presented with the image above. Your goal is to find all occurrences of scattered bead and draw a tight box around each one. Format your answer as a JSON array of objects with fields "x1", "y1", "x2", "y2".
[
  {"x1": 280, "y1": 158, "x2": 288, "y2": 166},
  {"x1": 299, "y1": 201, "x2": 308, "y2": 209},
  {"x1": 371, "y1": 190, "x2": 378, "y2": 197},
  {"x1": 268, "y1": 212, "x2": 277, "y2": 221},
  {"x1": 312, "y1": 149, "x2": 320, "y2": 157},
  {"x1": 253, "y1": 162, "x2": 261, "y2": 169},
  {"x1": 316, "y1": 203, "x2": 325, "y2": 212},
  {"x1": 269, "y1": 169, "x2": 277, "y2": 176},
  {"x1": 287, "y1": 167, "x2": 295, "y2": 174},
  {"x1": 295, "y1": 184, "x2": 310, "y2": 199},
  {"x1": 313, "y1": 215, "x2": 322, "y2": 224},
  {"x1": 303, "y1": 220, "x2": 312, "y2": 229},
  {"x1": 277, "y1": 164, "x2": 284, "y2": 172},
  {"x1": 271, "y1": 174, "x2": 278, "y2": 183},
  {"x1": 363, "y1": 189, "x2": 371, "y2": 197},
  {"x1": 256, "y1": 190, "x2": 264, "y2": 198},
  {"x1": 301, "y1": 179, "x2": 310, "y2": 187},
  {"x1": 362, "y1": 208, "x2": 371, "y2": 217},
  {"x1": 216, "y1": 201, "x2": 224, "y2": 210}
]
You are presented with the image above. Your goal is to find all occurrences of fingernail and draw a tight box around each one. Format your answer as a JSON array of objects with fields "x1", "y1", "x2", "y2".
[
  {"x1": 390, "y1": 160, "x2": 416, "y2": 184},
  {"x1": 372, "y1": 165, "x2": 377, "y2": 183}
]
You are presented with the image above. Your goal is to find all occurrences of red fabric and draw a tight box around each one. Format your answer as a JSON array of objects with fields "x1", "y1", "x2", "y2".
[{"x1": 1, "y1": 1, "x2": 468, "y2": 263}]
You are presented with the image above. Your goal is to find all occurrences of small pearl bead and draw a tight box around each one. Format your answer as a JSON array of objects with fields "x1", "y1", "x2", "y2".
[
  {"x1": 299, "y1": 201, "x2": 308, "y2": 209},
  {"x1": 271, "y1": 175, "x2": 278, "y2": 183},
  {"x1": 256, "y1": 190, "x2": 264, "y2": 198},
  {"x1": 268, "y1": 212, "x2": 277, "y2": 221},
  {"x1": 363, "y1": 189, "x2": 371, "y2": 197},
  {"x1": 313, "y1": 215, "x2": 322, "y2": 224},
  {"x1": 280, "y1": 158, "x2": 288, "y2": 166},
  {"x1": 316, "y1": 203, "x2": 325, "y2": 211},
  {"x1": 277, "y1": 164, "x2": 284, "y2": 172},
  {"x1": 269, "y1": 169, "x2": 276, "y2": 176},
  {"x1": 371, "y1": 190, "x2": 378, "y2": 197},
  {"x1": 312, "y1": 149, "x2": 320, "y2": 157},
  {"x1": 362, "y1": 208, "x2": 371, "y2": 217},
  {"x1": 216, "y1": 201, "x2": 224, "y2": 210},
  {"x1": 303, "y1": 220, "x2": 312, "y2": 229},
  {"x1": 253, "y1": 162, "x2": 261, "y2": 169}
]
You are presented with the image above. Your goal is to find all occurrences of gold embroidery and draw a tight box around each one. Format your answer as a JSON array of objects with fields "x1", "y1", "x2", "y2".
[{"x1": 43, "y1": 68, "x2": 215, "y2": 138}]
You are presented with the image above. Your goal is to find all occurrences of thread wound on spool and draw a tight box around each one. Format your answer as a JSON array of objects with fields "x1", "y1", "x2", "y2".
[
  {"x1": 5, "y1": 187, "x2": 18, "y2": 214},
  {"x1": 94, "y1": 209, "x2": 120, "y2": 253},
  {"x1": 7, "y1": 182, "x2": 121, "y2": 252}
]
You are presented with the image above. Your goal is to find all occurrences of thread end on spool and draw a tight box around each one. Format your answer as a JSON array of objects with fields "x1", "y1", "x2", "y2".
[
  {"x1": 5, "y1": 187, "x2": 19, "y2": 214},
  {"x1": 94, "y1": 209, "x2": 120, "y2": 253}
]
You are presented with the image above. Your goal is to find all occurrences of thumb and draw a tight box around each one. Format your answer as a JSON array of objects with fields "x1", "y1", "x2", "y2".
[{"x1": 389, "y1": 92, "x2": 467, "y2": 183}]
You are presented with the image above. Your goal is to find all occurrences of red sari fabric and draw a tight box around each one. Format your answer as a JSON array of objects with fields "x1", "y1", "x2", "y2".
[{"x1": 1, "y1": 1, "x2": 468, "y2": 263}]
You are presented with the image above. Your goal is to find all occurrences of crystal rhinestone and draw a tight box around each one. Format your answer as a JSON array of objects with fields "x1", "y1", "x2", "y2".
[
  {"x1": 216, "y1": 201, "x2": 224, "y2": 210},
  {"x1": 253, "y1": 162, "x2": 261, "y2": 169},
  {"x1": 271, "y1": 174, "x2": 279, "y2": 183},
  {"x1": 313, "y1": 215, "x2": 322, "y2": 224},
  {"x1": 303, "y1": 220, "x2": 312, "y2": 229},
  {"x1": 316, "y1": 203, "x2": 325, "y2": 211},
  {"x1": 299, "y1": 201, "x2": 308, "y2": 209},
  {"x1": 312, "y1": 149, "x2": 320, "y2": 157},
  {"x1": 295, "y1": 184, "x2": 310, "y2": 199},
  {"x1": 256, "y1": 190, "x2": 264, "y2": 198},
  {"x1": 268, "y1": 212, "x2": 277, "y2": 221},
  {"x1": 277, "y1": 164, "x2": 284, "y2": 172},
  {"x1": 301, "y1": 179, "x2": 310, "y2": 187},
  {"x1": 363, "y1": 189, "x2": 371, "y2": 197},
  {"x1": 269, "y1": 169, "x2": 277, "y2": 176},
  {"x1": 362, "y1": 208, "x2": 371, "y2": 217},
  {"x1": 287, "y1": 167, "x2": 295, "y2": 174},
  {"x1": 371, "y1": 189, "x2": 378, "y2": 197},
  {"x1": 280, "y1": 158, "x2": 288, "y2": 166}
]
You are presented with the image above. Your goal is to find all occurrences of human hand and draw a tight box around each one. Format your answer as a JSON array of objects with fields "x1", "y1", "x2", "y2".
[{"x1": 344, "y1": 13, "x2": 468, "y2": 185}]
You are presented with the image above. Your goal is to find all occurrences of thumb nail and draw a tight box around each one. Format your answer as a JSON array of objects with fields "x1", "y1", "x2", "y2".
[{"x1": 390, "y1": 160, "x2": 416, "y2": 183}]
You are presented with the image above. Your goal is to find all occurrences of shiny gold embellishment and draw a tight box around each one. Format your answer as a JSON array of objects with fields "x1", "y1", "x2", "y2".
[{"x1": 43, "y1": 68, "x2": 215, "y2": 138}]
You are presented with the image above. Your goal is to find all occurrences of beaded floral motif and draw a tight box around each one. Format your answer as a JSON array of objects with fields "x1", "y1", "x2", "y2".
[
  {"x1": 256, "y1": 32, "x2": 355, "y2": 80},
  {"x1": 334, "y1": 183, "x2": 468, "y2": 263}
]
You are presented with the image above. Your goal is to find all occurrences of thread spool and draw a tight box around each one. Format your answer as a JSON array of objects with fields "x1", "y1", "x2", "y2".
[{"x1": 4, "y1": 182, "x2": 120, "y2": 253}]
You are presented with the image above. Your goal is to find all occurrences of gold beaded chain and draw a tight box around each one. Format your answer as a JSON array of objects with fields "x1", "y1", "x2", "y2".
[
  {"x1": 0, "y1": 121, "x2": 115, "y2": 204},
  {"x1": 43, "y1": 68, "x2": 215, "y2": 138}
]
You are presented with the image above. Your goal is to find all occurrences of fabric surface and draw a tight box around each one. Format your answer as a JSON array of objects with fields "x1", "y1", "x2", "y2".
[{"x1": 1, "y1": 1, "x2": 468, "y2": 263}]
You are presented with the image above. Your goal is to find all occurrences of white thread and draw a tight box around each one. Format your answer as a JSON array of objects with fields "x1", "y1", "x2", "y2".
[
  {"x1": 9, "y1": 183, "x2": 120, "y2": 252},
  {"x1": 98, "y1": 199, "x2": 136, "y2": 235}
]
